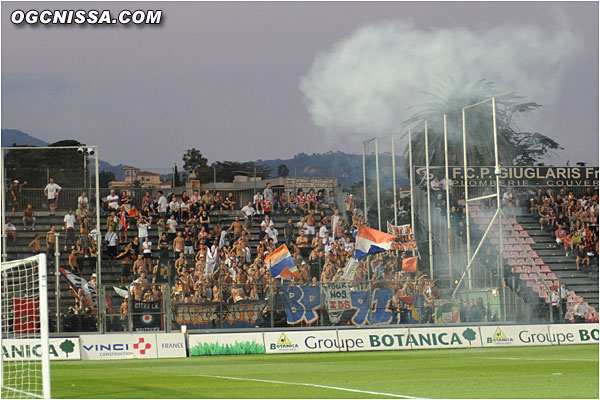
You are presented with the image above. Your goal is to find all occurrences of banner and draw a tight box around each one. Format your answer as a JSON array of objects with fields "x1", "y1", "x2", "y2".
[
  {"x1": 480, "y1": 325, "x2": 551, "y2": 347},
  {"x1": 547, "y1": 324, "x2": 599, "y2": 345},
  {"x1": 324, "y1": 282, "x2": 352, "y2": 312},
  {"x1": 80, "y1": 334, "x2": 158, "y2": 360},
  {"x1": 13, "y1": 298, "x2": 39, "y2": 334},
  {"x1": 387, "y1": 222, "x2": 418, "y2": 252},
  {"x1": 415, "y1": 166, "x2": 599, "y2": 187},
  {"x1": 2, "y1": 338, "x2": 81, "y2": 361},
  {"x1": 132, "y1": 299, "x2": 162, "y2": 331},
  {"x1": 60, "y1": 267, "x2": 97, "y2": 311},
  {"x1": 189, "y1": 332, "x2": 265, "y2": 356},
  {"x1": 155, "y1": 333, "x2": 187, "y2": 358},
  {"x1": 434, "y1": 300, "x2": 461, "y2": 324},
  {"x1": 281, "y1": 286, "x2": 399, "y2": 326},
  {"x1": 264, "y1": 330, "x2": 342, "y2": 354},
  {"x1": 342, "y1": 258, "x2": 358, "y2": 281},
  {"x1": 402, "y1": 257, "x2": 417, "y2": 272},
  {"x1": 173, "y1": 300, "x2": 267, "y2": 329}
]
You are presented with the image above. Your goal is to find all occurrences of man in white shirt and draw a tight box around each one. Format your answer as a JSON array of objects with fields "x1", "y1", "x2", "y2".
[
  {"x1": 44, "y1": 178, "x2": 62, "y2": 216},
  {"x1": 63, "y1": 209, "x2": 77, "y2": 250},
  {"x1": 78, "y1": 191, "x2": 89, "y2": 210},
  {"x1": 166, "y1": 215, "x2": 178, "y2": 241},
  {"x1": 4, "y1": 220, "x2": 17, "y2": 246},
  {"x1": 318, "y1": 222, "x2": 328, "y2": 239},
  {"x1": 241, "y1": 201, "x2": 256, "y2": 229},
  {"x1": 137, "y1": 217, "x2": 150, "y2": 240},
  {"x1": 157, "y1": 191, "x2": 168, "y2": 218},
  {"x1": 261, "y1": 215, "x2": 274, "y2": 229},
  {"x1": 263, "y1": 183, "x2": 274, "y2": 203},
  {"x1": 106, "y1": 190, "x2": 120, "y2": 211},
  {"x1": 430, "y1": 177, "x2": 441, "y2": 191}
]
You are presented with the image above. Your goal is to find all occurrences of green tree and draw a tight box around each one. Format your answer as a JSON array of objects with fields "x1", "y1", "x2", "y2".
[
  {"x1": 99, "y1": 171, "x2": 116, "y2": 188},
  {"x1": 462, "y1": 328, "x2": 477, "y2": 345},
  {"x1": 403, "y1": 77, "x2": 563, "y2": 169},
  {"x1": 277, "y1": 164, "x2": 290, "y2": 177},
  {"x1": 4, "y1": 140, "x2": 89, "y2": 187},
  {"x1": 59, "y1": 339, "x2": 75, "y2": 358},
  {"x1": 182, "y1": 148, "x2": 211, "y2": 181}
]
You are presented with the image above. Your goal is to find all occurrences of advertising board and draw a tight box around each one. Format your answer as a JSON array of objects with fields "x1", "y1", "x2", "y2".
[
  {"x1": 337, "y1": 328, "x2": 411, "y2": 352},
  {"x1": 80, "y1": 333, "x2": 158, "y2": 360},
  {"x1": 480, "y1": 325, "x2": 551, "y2": 347},
  {"x1": 264, "y1": 330, "x2": 342, "y2": 354},
  {"x1": 156, "y1": 333, "x2": 187, "y2": 358},
  {"x1": 188, "y1": 332, "x2": 265, "y2": 356},
  {"x1": 2, "y1": 337, "x2": 81, "y2": 361},
  {"x1": 407, "y1": 327, "x2": 482, "y2": 349},
  {"x1": 548, "y1": 323, "x2": 599, "y2": 345}
]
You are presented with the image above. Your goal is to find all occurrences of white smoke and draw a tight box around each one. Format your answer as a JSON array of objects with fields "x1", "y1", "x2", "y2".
[{"x1": 300, "y1": 17, "x2": 583, "y2": 140}]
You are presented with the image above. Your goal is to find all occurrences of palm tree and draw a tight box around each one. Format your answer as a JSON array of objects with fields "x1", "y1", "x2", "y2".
[{"x1": 403, "y1": 77, "x2": 562, "y2": 169}]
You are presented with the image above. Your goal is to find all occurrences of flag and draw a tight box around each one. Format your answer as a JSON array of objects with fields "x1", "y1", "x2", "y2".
[
  {"x1": 265, "y1": 244, "x2": 300, "y2": 279},
  {"x1": 342, "y1": 258, "x2": 358, "y2": 280},
  {"x1": 354, "y1": 225, "x2": 397, "y2": 259},
  {"x1": 13, "y1": 298, "x2": 39, "y2": 334},
  {"x1": 402, "y1": 257, "x2": 418, "y2": 272},
  {"x1": 60, "y1": 268, "x2": 97, "y2": 311},
  {"x1": 113, "y1": 286, "x2": 129, "y2": 298}
]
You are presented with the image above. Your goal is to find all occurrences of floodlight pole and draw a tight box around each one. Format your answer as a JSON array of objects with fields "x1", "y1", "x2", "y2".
[
  {"x1": 491, "y1": 97, "x2": 507, "y2": 321},
  {"x1": 94, "y1": 146, "x2": 103, "y2": 332},
  {"x1": 362, "y1": 143, "x2": 368, "y2": 223},
  {"x1": 443, "y1": 115, "x2": 453, "y2": 285},
  {"x1": 375, "y1": 137, "x2": 382, "y2": 231},
  {"x1": 391, "y1": 134, "x2": 398, "y2": 226},
  {"x1": 1, "y1": 147, "x2": 6, "y2": 262},
  {"x1": 461, "y1": 107, "x2": 472, "y2": 289},
  {"x1": 424, "y1": 121, "x2": 434, "y2": 279},
  {"x1": 408, "y1": 129, "x2": 415, "y2": 230}
]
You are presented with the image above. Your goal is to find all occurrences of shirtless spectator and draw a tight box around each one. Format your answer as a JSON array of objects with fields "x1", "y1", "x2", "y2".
[
  {"x1": 345, "y1": 194, "x2": 355, "y2": 227},
  {"x1": 132, "y1": 254, "x2": 146, "y2": 277},
  {"x1": 22, "y1": 204, "x2": 36, "y2": 231},
  {"x1": 44, "y1": 178, "x2": 61, "y2": 216},
  {"x1": 228, "y1": 216, "x2": 250, "y2": 243},
  {"x1": 46, "y1": 226, "x2": 56, "y2": 259},
  {"x1": 28, "y1": 235, "x2": 42, "y2": 255},
  {"x1": 306, "y1": 211, "x2": 317, "y2": 237},
  {"x1": 68, "y1": 247, "x2": 80, "y2": 273},
  {"x1": 117, "y1": 243, "x2": 135, "y2": 284},
  {"x1": 173, "y1": 232, "x2": 185, "y2": 258}
]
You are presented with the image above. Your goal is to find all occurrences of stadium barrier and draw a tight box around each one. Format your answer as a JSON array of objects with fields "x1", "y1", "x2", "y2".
[
  {"x1": 2, "y1": 337, "x2": 81, "y2": 361},
  {"x1": 187, "y1": 323, "x2": 597, "y2": 357},
  {"x1": 79, "y1": 333, "x2": 185, "y2": 360}
]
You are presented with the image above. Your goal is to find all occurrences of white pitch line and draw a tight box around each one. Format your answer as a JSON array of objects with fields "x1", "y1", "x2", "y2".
[
  {"x1": 191, "y1": 374, "x2": 427, "y2": 399},
  {"x1": 473, "y1": 356, "x2": 597, "y2": 362}
]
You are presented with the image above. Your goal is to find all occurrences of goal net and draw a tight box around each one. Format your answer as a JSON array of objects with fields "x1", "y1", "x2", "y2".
[{"x1": 1, "y1": 254, "x2": 51, "y2": 399}]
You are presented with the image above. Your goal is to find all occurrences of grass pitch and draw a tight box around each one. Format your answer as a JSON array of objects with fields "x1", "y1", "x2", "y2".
[{"x1": 51, "y1": 345, "x2": 598, "y2": 399}]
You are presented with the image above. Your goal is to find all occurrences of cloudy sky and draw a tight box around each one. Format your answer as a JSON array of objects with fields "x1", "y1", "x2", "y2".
[{"x1": 1, "y1": 1, "x2": 598, "y2": 169}]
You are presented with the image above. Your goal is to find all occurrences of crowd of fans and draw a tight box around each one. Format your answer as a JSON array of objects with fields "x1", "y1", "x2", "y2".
[{"x1": 4, "y1": 175, "x2": 597, "y2": 327}]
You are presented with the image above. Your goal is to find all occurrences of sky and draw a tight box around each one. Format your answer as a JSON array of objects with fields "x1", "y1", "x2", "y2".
[{"x1": 1, "y1": 1, "x2": 598, "y2": 169}]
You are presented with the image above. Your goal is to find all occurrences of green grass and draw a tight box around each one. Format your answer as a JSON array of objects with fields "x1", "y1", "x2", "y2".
[{"x1": 50, "y1": 345, "x2": 598, "y2": 399}]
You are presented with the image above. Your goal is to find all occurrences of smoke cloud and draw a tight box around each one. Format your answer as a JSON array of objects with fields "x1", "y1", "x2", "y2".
[{"x1": 300, "y1": 17, "x2": 583, "y2": 139}]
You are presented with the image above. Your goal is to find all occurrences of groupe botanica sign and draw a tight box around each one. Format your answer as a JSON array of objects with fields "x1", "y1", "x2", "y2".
[{"x1": 2, "y1": 337, "x2": 81, "y2": 361}]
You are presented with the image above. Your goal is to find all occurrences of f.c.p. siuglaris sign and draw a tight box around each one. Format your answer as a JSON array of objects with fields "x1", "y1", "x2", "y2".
[{"x1": 415, "y1": 166, "x2": 598, "y2": 188}]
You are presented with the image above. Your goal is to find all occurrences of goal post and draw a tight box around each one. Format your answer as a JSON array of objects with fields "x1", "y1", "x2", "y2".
[{"x1": 1, "y1": 254, "x2": 51, "y2": 399}]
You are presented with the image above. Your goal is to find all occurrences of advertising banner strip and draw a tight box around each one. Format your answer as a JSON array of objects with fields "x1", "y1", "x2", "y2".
[
  {"x1": 79, "y1": 333, "x2": 158, "y2": 360},
  {"x1": 188, "y1": 332, "x2": 266, "y2": 356},
  {"x1": 2, "y1": 338, "x2": 81, "y2": 361},
  {"x1": 155, "y1": 333, "x2": 187, "y2": 358}
]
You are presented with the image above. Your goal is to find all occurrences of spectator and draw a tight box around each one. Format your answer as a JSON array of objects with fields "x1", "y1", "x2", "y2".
[
  {"x1": 344, "y1": 194, "x2": 355, "y2": 226},
  {"x1": 559, "y1": 283, "x2": 570, "y2": 317},
  {"x1": 263, "y1": 183, "x2": 274, "y2": 204},
  {"x1": 64, "y1": 209, "x2": 77, "y2": 250},
  {"x1": 46, "y1": 226, "x2": 56, "y2": 260},
  {"x1": 573, "y1": 297, "x2": 587, "y2": 323},
  {"x1": 253, "y1": 191, "x2": 264, "y2": 215},
  {"x1": 157, "y1": 191, "x2": 168, "y2": 219},
  {"x1": 44, "y1": 178, "x2": 61, "y2": 216},
  {"x1": 104, "y1": 225, "x2": 119, "y2": 267},
  {"x1": 142, "y1": 236, "x2": 153, "y2": 270},
  {"x1": 106, "y1": 189, "x2": 120, "y2": 212},
  {"x1": 76, "y1": 204, "x2": 89, "y2": 230},
  {"x1": 78, "y1": 191, "x2": 89, "y2": 210},
  {"x1": 241, "y1": 201, "x2": 256, "y2": 229},
  {"x1": 10, "y1": 180, "x2": 27, "y2": 216},
  {"x1": 28, "y1": 235, "x2": 42, "y2": 255},
  {"x1": 22, "y1": 204, "x2": 36, "y2": 231}
]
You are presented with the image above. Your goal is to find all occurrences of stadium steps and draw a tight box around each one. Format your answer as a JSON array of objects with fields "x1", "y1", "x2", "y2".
[{"x1": 515, "y1": 209, "x2": 599, "y2": 314}]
